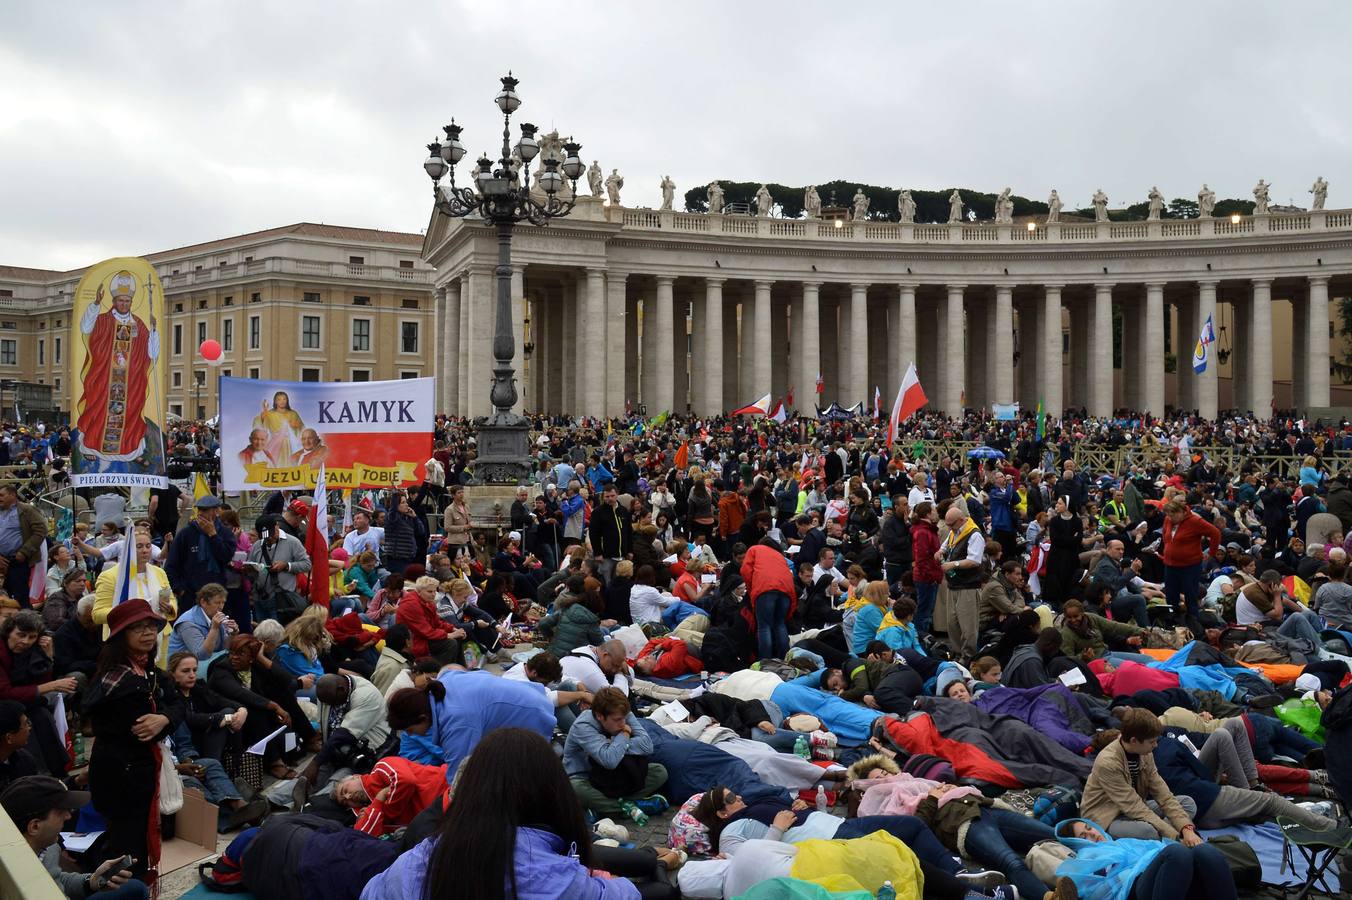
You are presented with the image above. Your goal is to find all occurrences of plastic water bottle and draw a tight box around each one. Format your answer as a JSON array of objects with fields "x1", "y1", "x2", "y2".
[
  {"x1": 794, "y1": 735, "x2": 810, "y2": 759},
  {"x1": 815, "y1": 784, "x2": 828, "y2": 812},
  {"x1": 618, "y1": 799, "x2": 648, "y2": 826},
  {"x1": 876, "y1": 881, "x2": 896, "y2": 900}
]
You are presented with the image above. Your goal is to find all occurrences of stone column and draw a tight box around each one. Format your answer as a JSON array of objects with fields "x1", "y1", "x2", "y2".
[
  {"x1": 1143, "y1": 282, "x2": 1166, "y2": 416},
  {"x1": 771, "y1": 293, "x2": 789, "y2": 403},
  {"x1": 753, "y1": 280, "x2": 773, "y2": 399},
  {"x1": 547, "y1": 286, "x2": 564, "y2": 413},
  {"x1": 641, "y1": 289, "x2": 659, "y2": 407},
  {"x1": 966, "y1": 293, "x2": 988, "y2": 410},
  {"x1": 1197, "y1": 280, "x2": 1219, "y2": 419},
  {"x1": 820, "y1": 294, "x2": 839, "y2": 399},
  {"x1": 510, "y1": 267, "x2": 526, "y2": 414},
  {"x1": 673, "y1": 290, "x2": 690, "y2": 412},
  {"x1": 704, "y1": 278, "x2": 725, "y2": 416},
  {"x1": 1293, "y1": 288, "x2": 1309, "y2": 411},
  {"x1": 443, "y1": 282, "x2": 462, "y2": 416},
  {"x1": 433, "y1": 286, "x2": 446, "y2": 410},
  {"x1": 1250, "y1": 278, "x2": 1274, "y2": 416},
  {"x1": 625, "y1": 292, "x2": 639, "y2": 411},
  {"x1": 653, "y1": 276, "x2": 676, "y2": 413},
  {"x1": 466, "y1": 268, "x2": 493, "y2": 418},
  {"x1": 738, "y1": 291, "x2": 755, "y2": 401},
  {"x1": 1041, "y1": 285, "x2": 1064, "y2": 418},
  {"x1": 799, "y1": 282, "x2": 821, "y2": 412},
  {"x1": 942, "y1": 284, "x2": 966, "y2": 415},
  {"x1": 848, "y1": 283, "x2": 869, "y2": 406},
  {"x1": 1089, "y1": 284, "x2": 1113, "y2": 417},
  {"x1": 992, "y1": 285, "x2": 1013, "y2": 406},
  {"x1": 790, "y1": 288, "x2": 804, "y2": 409},
  {"x1": 1017, "y1": 297, "x2": 1038, "y2": 410},
  {"x1": 722, "y1": 295, "x2": 738, "y2": 411},
  {"x1": 606, "y1": 272, "x2": 628, "y2": 416},
  {"x1": 573, "y1": 275, "x2": 587, "y2": 411},
  {"x1": 458, "y1": 273, "x2": 470, "y2": 415},
  {"x1": 688, "y1": 288, "x2": 705, "y2": 414},
  {"x1": 1068, "y1": 298, "x2": 1087, "y2": 410},
  {"x1": 584, "y1": 268, "x2": 607, "y2": 417},
  {"x1": 1176, "y1": 294, "x2": 1197, "y2": 413},
  {"x1": 1308, "y1": 275, "x2": 1332, "y2": 409}
]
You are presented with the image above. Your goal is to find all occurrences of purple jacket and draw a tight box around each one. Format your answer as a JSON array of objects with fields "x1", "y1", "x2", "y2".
[{"x1": 974, "y1": 682, "x2": 1093, "y2": 754}]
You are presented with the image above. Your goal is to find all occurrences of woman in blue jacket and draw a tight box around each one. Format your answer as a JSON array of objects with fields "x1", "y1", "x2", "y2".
[{"x1": 361, "y1": 727, "x2": 642, "y2": 900}]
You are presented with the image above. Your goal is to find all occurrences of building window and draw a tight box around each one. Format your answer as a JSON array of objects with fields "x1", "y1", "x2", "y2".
[
  {"x1": 244, "y1": 256, "x2": 253, "y2": 263},
  {"x1": 222, "y1": 368, "x2": 231, "y2": 378},
  {"x1": 174, "y1": 303, "x2": 183, "y2": 313},
  {"x1": 173, "y1": 324, "x2": 183, "y2": 356},
  {"x1": 37, "y1": 340, "x2": 44, "y2": 366},
  {"x1": 198, "y1": 299, "x2": 208, "y2": 310},
  {"x1": 400, "y1": 370, "x2": 420, "y2": 379},
  {"x1": 249, "y1": 367, "x2": 260, "y2": 380},
  {"x1": 54, "y1": 337, "x2": 61, "y2": 364},
  {"x1": 349, "y1": 256, "x2": 365, "y2": 265},
  {"x1": 197, "y1": 321, "x2": 207, "y2": 344},
  {"x1": 399, "y1": 260, "x2": 415, "y2": 269},
  {"x1": 250, "y1": 292, "x2": 260, "y2": 303},
  {"x1": 172, "y1": 371, "x2": 182, "y2": 388},
  {"x1": 0, "y1": 340, "x2": 15, "y2": 365},
  {"x1": 401, "y1": 298, "x2": 419, "y2": 309},
  {"x1": 0, "y1": 322, "x2": 14, "y2": 330},
  {"x1": 38, "y1": 322, "x2": 45, "y2": 330},
  {"x1": 303, "y1": 291, "x2": 321, "y2": 303},
  {"x1": 53, "y1": 377, "x2": 60, "y2": 393},
  {"x1": 351, "y1": 318, "x2": 371, "y2": 352},
  {"x1": 223, "y1": 295, "x2": 233, "y2": 307},
  {"x1": 352, "y1": 295, "x2": 371, "y2": 306},
  {"x1": 401, "y1": 321, "x2": 418, "y2": 353},
  {"x1": 170, "y1": 403, "x2": 182, "y2": 417},
  {"x1": 301, "y1": 367, "x2": 321, "y2": 382},
  {"x1": 248, "y1": 315, "x2": 261, "y2": 350},
  {"x1": 302, "y1": 315, "x2": 321, "y2": 350},
  {"x1": 0, "y1": 290, "x2": 11, "y2": 298},
  {"x1": 218, "y1": 258, "x2": 228, "y2": 267},
  {"x1": 351, "y1": 369, "x2": 371, "y2": 382},
  {"x1": 222, "y1": 318, "x2": 234, "y2": 351}
]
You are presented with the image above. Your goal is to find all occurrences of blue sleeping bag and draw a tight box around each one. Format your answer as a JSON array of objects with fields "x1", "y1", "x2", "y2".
[
  {"x1": 770, "y1": 671, "x2": 882, "y2": 745},
  {"x1": 637, "y1": 718, "x2": 790, "y2": 805}
]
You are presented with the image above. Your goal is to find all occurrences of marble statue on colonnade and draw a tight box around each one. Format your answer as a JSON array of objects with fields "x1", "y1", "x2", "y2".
[
  {"x1": 851, "y1": 188, "x2": 869, "y2": 221},
  {"x1": 707, "y1": 181, "x2": 725, "y2": 214},
  {"x1": 606, "y1": 169, "x2": 624, "y2": 205},
  {"x1": 804, "y1": 185, "x2": 822, "y2": 218},
  {"x1": 898, "y1": 189, "x2": 915, "y2": 223},
  {"x1": 588, "y1": 161, "x2": 603, "y2": 198},
  {"x1": 660, "y1": 175, "x2": 676, "y2": 210},
  {"x1": 947, "y1": 189, "x2": 963, "y2": 223},
  {"x1": 994, "y1": 187, "x2": 1014, "y2": 224},
  {"x1": 1147, "y1": 186, "x2": 1164, "y2": 221},
  {"x1": 757, "y1": 184, "x2": 775, "y2": 217},
  {"x1": 1254, "y1": 179, "x2": 1271, "y2": 214},
  {"x1": 1311, "y1": 176, "x2": 1328, "y2": 210},
  {"x1": 1046, "y1": 190, "x2": 1062, "y2": 223},
  {"x1": 1092, "y1": 189, "x2": 1109, "y2": 222},
  {"x1": 1198, "y1": 183, "x2": 1216, "y2": 218}
]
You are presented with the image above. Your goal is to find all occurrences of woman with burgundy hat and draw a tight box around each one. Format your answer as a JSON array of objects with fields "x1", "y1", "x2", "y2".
[{"x1": 84, "y1": 597, "x2": 186, "y2": 889}]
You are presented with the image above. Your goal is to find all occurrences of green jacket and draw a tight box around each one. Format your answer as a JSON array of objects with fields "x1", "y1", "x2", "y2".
[
  {"x1": 840, "y1": 657, "x2": 892, "y2": 702},
  {"x1": 8, "y1": 501, "x2": 47, "y2": 564},
  {"x1": 1060, "y1": 613, "x2": 1141, "y2": 659},
  {"x1": 539, "y1": 600, "x2": 603, "y2": 657}
]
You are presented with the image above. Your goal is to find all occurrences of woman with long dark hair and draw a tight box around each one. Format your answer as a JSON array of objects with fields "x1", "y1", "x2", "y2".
[
  {"x1": 84, "y1": 598, "x2": 185, "y2": 889},
  {"x1": 362, "y1": 727, "x2": 642, "y2": 899}
]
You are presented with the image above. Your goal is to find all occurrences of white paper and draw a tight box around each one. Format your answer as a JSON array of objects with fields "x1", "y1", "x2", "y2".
[
  {"x1": 786, "y1": 545, "x2": 801, "y2": 554},
  {"x1": 52, "y1": 693, "x2": 67, "y2": 748},
  {"x1": 284, "y1": 732, "x2": 297, "y2": 752},
  {"x1": 246, "y1": 724, "x2": 287, "y2": 755},
  {"x1": 701, "y1": 574, "x2": 717, "y2": 584},
  {"x1": 60, "y1": 832, "x2": 103, "y2": 853},
  {"x1": 659, "y1": 700, "x2": 689, "y2": 721},
  {"x1": 1058, "y1": 667, "x2": 1087, "y2": 688},
  {"x1": 663, "y1": 554, "x2": 679, "y2": 564}
]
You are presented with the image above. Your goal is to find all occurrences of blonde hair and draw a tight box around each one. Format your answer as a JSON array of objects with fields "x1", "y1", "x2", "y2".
[
  {"x1": 446, "y1": 578, "x2": 472, "y2": 599},
  {"x1": 862, "y1": 580, "x2": 891, "y2": 607},
  {"x1": 414, "y1": 575, "x2": 440, "y2": 594},
  {"x1": 283, "y1": 606, "x2": 331, "y2": 661}
]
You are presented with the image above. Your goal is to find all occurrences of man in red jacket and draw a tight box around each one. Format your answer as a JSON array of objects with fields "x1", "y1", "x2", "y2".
[
  {"x1": 634, "y1": 636, "x2": 703, "y2": 678},
  {"x1": 740, "y1": 538, "x2": 796, "y2": 660},
  {"x1": 333, "y1": 756, "x2": 449, "y2": 836},
  {"x1": 1160, "y1": 499, "x2": 1222, "y2": 628}
]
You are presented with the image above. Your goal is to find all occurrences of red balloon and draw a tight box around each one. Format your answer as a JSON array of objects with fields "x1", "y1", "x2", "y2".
[{"x1": 199, "y1": 339, "x2": 222, "y2": 361}]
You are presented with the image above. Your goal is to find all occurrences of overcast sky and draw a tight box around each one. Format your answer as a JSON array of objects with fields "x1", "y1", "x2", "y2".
[{"x1": 4, "y1": 1, "x2": 1351, "y2": 271}]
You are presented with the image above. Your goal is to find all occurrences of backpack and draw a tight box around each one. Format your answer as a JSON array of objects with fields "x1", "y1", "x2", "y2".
[
  {"x1": 1206, "y1": 834, "x2": 1262, "y2": 890},
  {"x1": 197, "y1": 827, "x2": 259, "y2": 892},
  {"x1": 1024, "y1": 839, "x2": 1074, "y2": 887},
  {"x1": 667, "y1": 792, "x2": 713, "y2": 856},
  {"x1": 1031, "y1": 785, "x2": 1082, "y2": 826},
  {"x1": 899, "y1": 754, "x2": 955, "y2": 783}
]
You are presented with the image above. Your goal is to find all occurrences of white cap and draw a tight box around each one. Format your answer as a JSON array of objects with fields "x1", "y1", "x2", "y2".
[
  {"x1": 1295, "y1": 673, "x2": 1322, "y2": 693},
  {"x1": 508, "y1": 530, "x2": 522, "y2": 542}
]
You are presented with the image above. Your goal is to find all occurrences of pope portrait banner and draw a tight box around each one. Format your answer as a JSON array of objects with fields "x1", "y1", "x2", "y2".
[
  {"x1": 219, "y1": 376, "x2": 435, "y2": 491},
  {"x1": 69, "y1": 257, "x2": 168, "y2": 488}
]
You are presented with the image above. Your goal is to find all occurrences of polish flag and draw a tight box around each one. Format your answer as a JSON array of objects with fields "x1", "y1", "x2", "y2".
[
  {"x1": 769, "y1": 399, "x2": 787, "y2": 423},
  {"x1": 733, "y1": 392, "x2": 772, "y2": 416},
  {"x1": 873, "y1": 386, "x2": 882, "y2": 420},
  {"x1": 887, "y1": 362, "x2": 928, "y2": 448},
  {"x1": 306, "y1": 465, "x2": 331, "y2": 608},
  {"x1": 815, "y1": 372, "x2": 824, "y2": 394}
]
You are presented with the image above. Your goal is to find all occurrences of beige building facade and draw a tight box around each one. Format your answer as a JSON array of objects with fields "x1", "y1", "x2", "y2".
[
  {"x1": 423, "y1": 200, "x2": 1352, "y2": 419},
  {"x1": 0, "y1": 223, "x2": 436, "y2": 421}
]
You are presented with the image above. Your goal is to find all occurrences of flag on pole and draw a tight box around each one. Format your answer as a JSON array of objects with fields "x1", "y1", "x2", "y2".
[
  {"x1": 674, "y1": 441, "x2": 689, "y2": 470},
  {"x1": 306, "y1": 465, "x2": 330, "y2": 608},
  {"x1": 27, "y1": 539, "x2": 47, "y2": 608},
  {"x1": 110, "y1": 518, "x2": 136, "y2": 608},
  {"x1": 341, "y1": 489, "x2": 353, "y2": 534},
  {"x1": 732, "y1": 392, "x2": 773, "y2": 416},
  {"x1": 769, "y1": 399, "x2": 787, "y2": 424},
  {"x1": 873, "y1": 386, "x2": 882, "y2": 419},
  {"x1": 815, "y1": 372, "x2": 824, "y2": 394},
  {"x1": 1192, "y1": 313, "x2": 1216, "y2": 375},
  {"x1": 887, "y1": 363, "x2": 928, "y2": 448},
  {"x1": 192, "y1": 473, "x2": 211, "y2": 504},
  {"x1": 1036, "y1": 398, "x2": 1046, "y2": 440}
]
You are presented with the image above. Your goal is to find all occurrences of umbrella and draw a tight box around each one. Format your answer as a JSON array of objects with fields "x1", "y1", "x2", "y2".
[{"x1": 966, "y1": 446, "x2": 1006, "y2": 460}]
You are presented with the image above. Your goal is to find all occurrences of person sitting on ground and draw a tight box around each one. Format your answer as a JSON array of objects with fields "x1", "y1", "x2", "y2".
[
  {"x1": 629, "y1": 564, "x2": 677, "y2": 626},
  {"x1": 1058, "y1": 599, "x2": 1144, "y2": 663},
  {"x1": 0, "y1": 700, "x2": 39, "y2": 790},
  {"x1": 370, "y1": 623, "x2": 411, "y2": 696},
  {"x1": 333, "y1": 756, "x2": 449, "y2": 837},
  {"x1": 0, "y1": 775, "x2": 148, "y2": 899},
  {"x1": 1080, "y1": 708, "x2": 1201, "y2": 842},
  {"x1": 301, "y1": 673, "x2": 392, "y2": 789},
  {"x1": 561, "y1": 639, "x2": 632, "y2": 696},
  {"x1": 979, "y1": 560, "x2": 1031, "y2": 633},
  {"x1": 167, "y1": 650, "x2": 246, "y2": 765},
  {"x1": 167, "y1": 582, "x2": 238, "y2": 661},
  {"x1": 396, "y1": 575, "x2": 462, "y2": 666},
  {"x1": 365, "y1": 572, "x2": 403, "y2": 629},
  {"x1": 874, "y1": 595, "x2": 927, "y2": 656},
  {"x1": 40, "y1": 567, "x2": 88, "y2": 634},
  {"x1": 502, "y1": 650, "x2": 594, "y2": 732},
  {"x1": 540, "y1": 574, "x2": 606, "y2": 658},
  {"x1": 437, "y1": 578, "x2": 505, "y2": 659},
  {"x1": 207, "y1": 634, "x2": 319, "y2": 779},
  {"x1": 53, "y1": 594, "x2": 101, "y2": 680},
  {"x1": 0, "y1": 610, "x2": 74, "y2": 774},
  {"x1": 272, "y1": 605, "x2": 330, "y2": 687},
  {"x1": 563, "y1": 686, "x2": 669, "y2": 821}
]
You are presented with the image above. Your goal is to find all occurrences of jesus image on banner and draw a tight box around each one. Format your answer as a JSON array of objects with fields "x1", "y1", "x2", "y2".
[
  {"x1": 77, "y1": 270, "x2": 160, "y2": 469},
  {"x1": 252, "y1": 390, "x2": 305, "y2": 464}
]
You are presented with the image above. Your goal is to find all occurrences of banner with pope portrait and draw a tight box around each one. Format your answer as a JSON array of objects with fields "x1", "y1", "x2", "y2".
[
  {"x1": 69, "y1": 257, "x2": 168, "y2": 488},
  {"x1": 219, "y1": 376, "x2": 435, "y2": 491}
]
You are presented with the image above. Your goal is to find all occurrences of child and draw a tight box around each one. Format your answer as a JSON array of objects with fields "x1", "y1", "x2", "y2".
[
  {"x1": 876, "y1": 596, "x2": 926, "y2": 656},
  {"x1": 1080, "y1": 708, "x2": 1200, "y2": 842},
  {"x1": 970, "y1": 656, "x2": 1002, "y2": 693}
]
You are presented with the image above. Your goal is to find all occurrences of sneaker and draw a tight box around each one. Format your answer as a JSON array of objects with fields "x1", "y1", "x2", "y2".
[
  {"x1": 989, "y1": 886, "x2": 1020, "y2": 900},
  {"x1": 635, "y1": 796, "x2": 669, "y2": 816},
  {"x1": 956, "y1": 870, "x2": 1006, "y2": 891},
  {"x1": 593, "y1": 818, "x2": 629, "y2": 842}
]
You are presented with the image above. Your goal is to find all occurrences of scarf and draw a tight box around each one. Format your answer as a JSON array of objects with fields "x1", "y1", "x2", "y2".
[{"x1": 942, "y1": 518, "x2": 978, "y2": 553}]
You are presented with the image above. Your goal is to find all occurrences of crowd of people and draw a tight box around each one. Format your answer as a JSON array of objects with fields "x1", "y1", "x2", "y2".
[{"x1": 2, "y1": 406, "x2": 1352, "y2": 899}]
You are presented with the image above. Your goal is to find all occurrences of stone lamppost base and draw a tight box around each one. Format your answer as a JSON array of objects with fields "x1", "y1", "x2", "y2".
[{"x1": 471, "y1": 412, "x2": 532, "y2": 486}]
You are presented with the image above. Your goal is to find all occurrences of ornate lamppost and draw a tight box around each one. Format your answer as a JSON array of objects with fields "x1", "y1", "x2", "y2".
[{"x1": 422, "y1": 72, "x2": 584, "y2": 483}]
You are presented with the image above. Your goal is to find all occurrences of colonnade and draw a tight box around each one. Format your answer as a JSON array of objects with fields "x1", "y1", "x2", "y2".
[{"x1": 432, "y1": 270, "x2": 1333, "y2": 420}]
